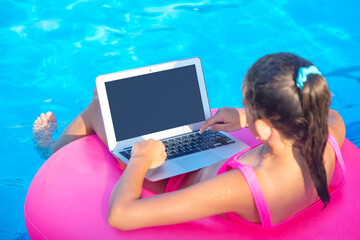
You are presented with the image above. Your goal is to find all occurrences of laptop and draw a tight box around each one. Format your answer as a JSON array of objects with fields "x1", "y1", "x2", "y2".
[{"x1": 96, "y1": 57, "x2": 249, "y2": 181}]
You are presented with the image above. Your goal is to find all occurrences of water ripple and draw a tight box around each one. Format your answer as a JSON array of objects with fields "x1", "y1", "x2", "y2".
[
  {"x1": 144, "y1": 2, "x2": 241, "y2": 15},
  {"x1": 13, "y1": 232, "x2": 31, "y2": 240},
  {"x1": 173, "y1": 3, "x2": 240, "y2": 13},
  {"x1": 33, "y1": 19, "x2": 60, "y2": 31},
  {"x1": 142, "y1": 27, "x2": 177, "y2": 33},
  {"x1": 85, "y1": 25, "x2": 127, "y2": 44},
  {"x1": 325, "y1": 66, "x2": 360, "y2": 83},
  {"x1": 135, "y1": 11, "x2": 164, "y2": 18},
  {"x1": 66, "y1": 0, "x2": 90, "y2": 10},
  {"x1": 1, "y1": 178, "x2": 25, "y2": 189}
]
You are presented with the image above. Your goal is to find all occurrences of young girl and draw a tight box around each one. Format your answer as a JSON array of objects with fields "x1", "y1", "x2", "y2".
[{"x1": 33, "y1": 52, "x2": 345, "y2": 231}]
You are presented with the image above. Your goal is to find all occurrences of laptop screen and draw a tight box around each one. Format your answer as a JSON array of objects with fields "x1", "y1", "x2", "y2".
[{"x1": 105, "y1": 64, "x2": 206, "y2": 141}]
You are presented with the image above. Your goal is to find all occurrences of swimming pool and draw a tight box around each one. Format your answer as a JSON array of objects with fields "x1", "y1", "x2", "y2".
[{"x1": 0, "y1": 0, "x2": 359, "y2": 239}]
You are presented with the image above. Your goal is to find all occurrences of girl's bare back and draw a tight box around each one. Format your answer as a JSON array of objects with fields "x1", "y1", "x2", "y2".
[{"x1": 177, "y1": 130, "x2": 339, "y2": 225}]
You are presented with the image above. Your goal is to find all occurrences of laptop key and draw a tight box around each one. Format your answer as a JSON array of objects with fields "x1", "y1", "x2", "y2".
[
  {"x1": 199, "y1": 146, "x2": 210, "y2": 150},
  {"x1": 167, "y1": 148, "x2": 201, "y2": 160},
  {"x1": 120, "y1": 151, "x2": 131, "y2": 160}
]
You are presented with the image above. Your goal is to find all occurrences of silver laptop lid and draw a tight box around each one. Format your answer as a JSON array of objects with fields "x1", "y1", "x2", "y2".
[{"x1": 96, "y1": 57, "x2": 212, "y2": 151}]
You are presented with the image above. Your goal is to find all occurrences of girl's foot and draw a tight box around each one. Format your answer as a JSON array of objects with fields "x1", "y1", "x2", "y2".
[{"x1": 33, "y1": 112, "x2": 58, "y2": 158}]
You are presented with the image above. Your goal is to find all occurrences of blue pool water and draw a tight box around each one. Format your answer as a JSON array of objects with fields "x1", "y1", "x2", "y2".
[{"x1": 0, "y1": 0, "x2": 359, "y2": 238}]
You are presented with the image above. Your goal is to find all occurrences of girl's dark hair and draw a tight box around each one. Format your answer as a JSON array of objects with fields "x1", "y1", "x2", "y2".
[{"x1": 243, "y1": 52, "x2": 331, "y2": 207}]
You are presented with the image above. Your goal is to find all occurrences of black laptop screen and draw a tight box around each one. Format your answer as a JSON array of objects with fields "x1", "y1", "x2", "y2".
[{"x1": 105, "y1": 64, "x2": 206, "y2": 141}]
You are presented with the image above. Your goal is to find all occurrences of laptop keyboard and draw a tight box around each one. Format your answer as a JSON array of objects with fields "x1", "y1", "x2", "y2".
[{"x1": 119, "y1": 131, "x2": 235, "y2": 160}]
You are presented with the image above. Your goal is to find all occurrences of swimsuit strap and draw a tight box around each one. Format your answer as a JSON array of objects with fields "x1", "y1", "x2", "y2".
[
  {"x1": 327, "y1": 134, "x2": 347, "y2": 188},
  {"x1": 228, "y1": 161, "x2": 272, "y2": 228},
  {"x1": 219, "y1": 143, "x2": 272, "y2": 228}
]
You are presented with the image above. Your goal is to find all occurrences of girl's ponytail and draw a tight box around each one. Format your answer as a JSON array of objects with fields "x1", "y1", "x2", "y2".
[{"x1": 300, "y1": 73, "x2": 331, "y2": 207}]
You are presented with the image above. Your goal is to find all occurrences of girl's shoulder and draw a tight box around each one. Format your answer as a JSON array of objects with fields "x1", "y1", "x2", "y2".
[
  {"x1": 235, "y1": 144, "x2": 264, "y2": 168},
  {"x1": 328, "y1": 110, "x2": 345, "y2": 148}
]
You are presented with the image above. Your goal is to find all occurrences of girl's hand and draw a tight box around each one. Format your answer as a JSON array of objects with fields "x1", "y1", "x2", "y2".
[
  {"x1": 199, "y1": 107, "x2": 247, "y2": 134},
  {"x1": 130, "y1": 139, "x2": 167, "y2": 169}
]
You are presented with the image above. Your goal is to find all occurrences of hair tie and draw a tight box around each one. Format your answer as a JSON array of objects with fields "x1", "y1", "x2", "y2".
[{"x1": 296, "y1": 66, "x2": 322, "y2": 89}]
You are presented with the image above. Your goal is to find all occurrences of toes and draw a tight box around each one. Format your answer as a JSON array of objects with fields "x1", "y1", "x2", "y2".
[
  {"x1": 46, "y1": 111, "x2": 57, "y2": 123},
  {"x1": 35, "y1": 116, "x2": 42, "y2": 125},
  {"x1": 34, "y1": 113, "x2": 48, "y2": 129},
  {"x1": 45, "y1": 112, "x2": 52, "y2": 119},
  {"x1": 34, "y1": 112, "x2": 58, "y2": 134},
  {"x1": 40, "y1": 113, "x2": 47, "y2": 123}
]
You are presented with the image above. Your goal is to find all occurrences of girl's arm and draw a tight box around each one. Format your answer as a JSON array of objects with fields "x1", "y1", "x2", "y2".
[
  {"x1": 328, "y1": 109, "x2": 346, "y2": 148},
  {"x1": 108, "y1": 140, "x2": 253, "y2": 231}
]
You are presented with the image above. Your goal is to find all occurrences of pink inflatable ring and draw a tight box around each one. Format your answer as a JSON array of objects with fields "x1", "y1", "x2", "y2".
[{"x1": 25, "y1": 110, "x2": 360, "y2": 239}]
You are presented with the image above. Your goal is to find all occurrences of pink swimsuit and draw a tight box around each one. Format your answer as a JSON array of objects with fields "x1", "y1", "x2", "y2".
[{"x1": 165, "y1": 134, "x2": 347, "y2": 230}]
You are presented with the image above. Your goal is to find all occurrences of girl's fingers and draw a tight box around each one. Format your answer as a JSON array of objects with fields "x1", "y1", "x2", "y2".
[{"x1": 199, "y1": 115, "x2": 223, "y2": 134}]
